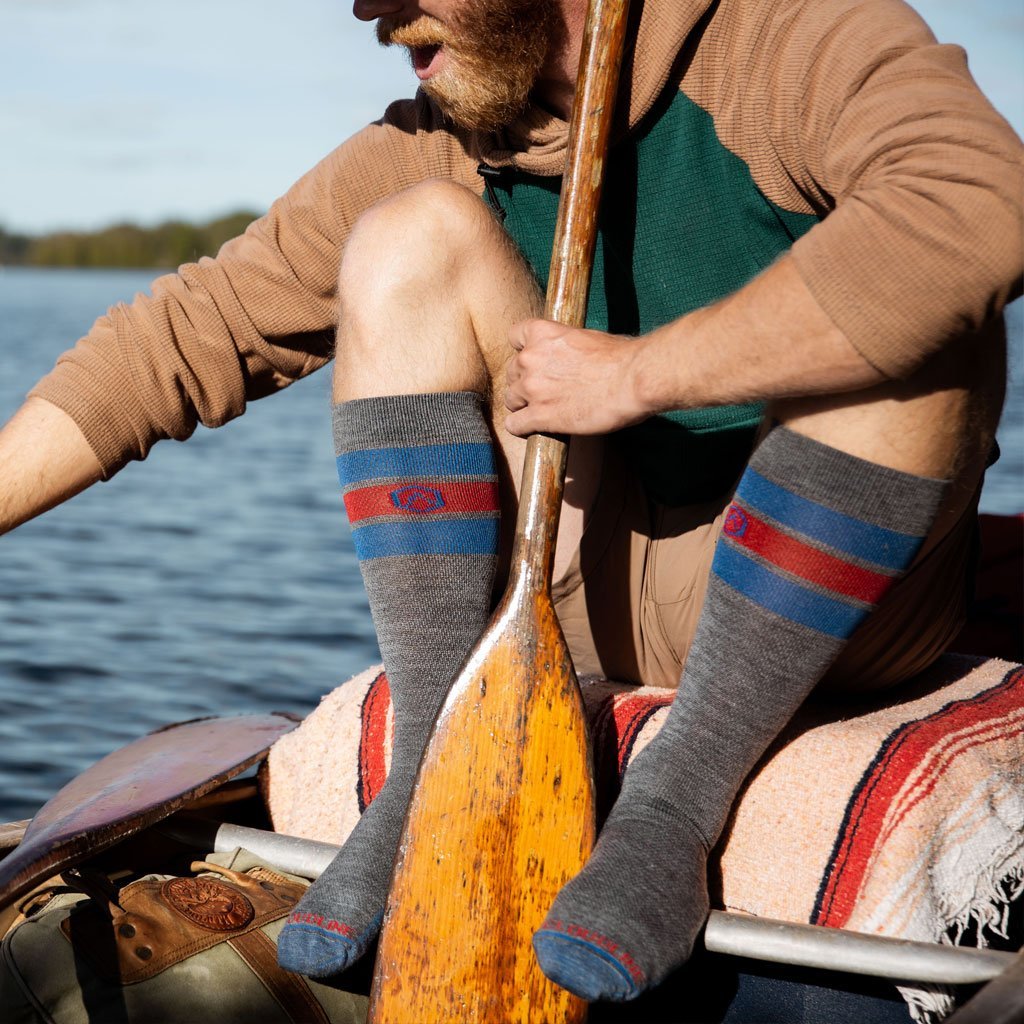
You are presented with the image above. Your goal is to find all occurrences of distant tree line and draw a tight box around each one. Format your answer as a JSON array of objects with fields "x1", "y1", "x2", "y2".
[{"x1": 0, "y1": 211, "x2": 261, "y2": 269}]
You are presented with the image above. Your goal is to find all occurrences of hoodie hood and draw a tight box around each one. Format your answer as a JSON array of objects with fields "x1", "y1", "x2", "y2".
[{"x1": 472, "y1": 0, "x2": 714, "y2": 176}]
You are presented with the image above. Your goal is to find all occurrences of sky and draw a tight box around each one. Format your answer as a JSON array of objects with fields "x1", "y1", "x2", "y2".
[
  {"x1": 0, "y1": 0, "x2": 410, "y2": 232},
  {"x1": 1, "y1": 0, "x2": 1021, "y2": 234}
]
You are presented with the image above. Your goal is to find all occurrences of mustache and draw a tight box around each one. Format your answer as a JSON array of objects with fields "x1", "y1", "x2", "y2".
[{"x1": 376, "y1": 15, "x2": 454, "y2": 50}]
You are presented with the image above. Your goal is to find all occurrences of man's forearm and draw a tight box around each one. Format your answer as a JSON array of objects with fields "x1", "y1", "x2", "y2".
[
  {"x1": 0, "y1": 398, "x2": 103, "y2": 535},
  {"x1": 504, "y1": 255, "x2": 890, "y2": 437},
  {"x1": 634, "y1": 256, "x2": 887, "y2": 414}
]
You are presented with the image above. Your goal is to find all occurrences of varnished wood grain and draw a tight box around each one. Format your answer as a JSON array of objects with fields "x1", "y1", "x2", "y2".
[
  {"x1": 370, "y1": 1, "x2": 631, "y2": 1020},
  {"x1": 371, "y1": 596, "x2": 595, "y2": 1022}
]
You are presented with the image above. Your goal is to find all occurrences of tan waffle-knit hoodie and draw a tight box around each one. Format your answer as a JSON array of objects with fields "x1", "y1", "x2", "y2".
[{"x1": 30, "y1": 0, "x2": 1023, "y2": 479}]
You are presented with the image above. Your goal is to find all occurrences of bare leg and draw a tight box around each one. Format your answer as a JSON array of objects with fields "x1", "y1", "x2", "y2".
[
  {"x1": 333, "y1": 178, "x2": 602, "y2": 584},
  {"x1": 280, "y1": 180, "x2": 602, "y2": 979}
]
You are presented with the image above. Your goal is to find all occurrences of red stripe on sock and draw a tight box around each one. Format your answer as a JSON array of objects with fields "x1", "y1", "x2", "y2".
[
  {"x1": 287, "y1": 910, "x2": 357, "y2": 938},
  {"x1": 345, "y1": 481, "x2": 499, "y2": 524},
  {"x1": 724, "y1": 504, "x2": 893, "y2": 604}
]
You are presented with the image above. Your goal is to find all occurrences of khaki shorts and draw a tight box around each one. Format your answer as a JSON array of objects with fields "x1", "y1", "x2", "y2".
[{"x1": 552, "y1": 444, "x2": 977, "y2": 696}]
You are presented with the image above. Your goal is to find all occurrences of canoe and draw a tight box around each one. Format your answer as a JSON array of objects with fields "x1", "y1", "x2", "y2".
[
  {"x1": 0, "y1": 756, "x2": 1018, "y2": 1024},
  {"x1": 1, "y1": 512, "x2": 1019, "y2": 1019}
]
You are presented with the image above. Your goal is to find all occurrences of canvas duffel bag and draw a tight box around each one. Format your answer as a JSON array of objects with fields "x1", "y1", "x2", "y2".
[{"x1": 0, "y1": 847, "x2": 368, "y2": 1023}]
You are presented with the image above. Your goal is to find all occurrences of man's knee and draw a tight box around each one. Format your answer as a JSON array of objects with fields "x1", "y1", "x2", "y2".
[
  {"x1": 338, "y1": 179, "x2": 497, "y2": 306},
  {"x1": 332, "y1": 179, "x2": 515, "y2": 401}
]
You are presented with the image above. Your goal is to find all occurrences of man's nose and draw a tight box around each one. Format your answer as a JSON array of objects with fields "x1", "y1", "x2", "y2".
[{"x1": 352, "y1": 0, "x2": 408, "y2": 21}]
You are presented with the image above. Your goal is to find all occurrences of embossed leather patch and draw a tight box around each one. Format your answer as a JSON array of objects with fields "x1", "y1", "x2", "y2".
[
  {"x1": 161, "y1": 877, "x2": 255, "y2": 931},
  {"x1": 60, "y1": 866, "x2": 307, "y2": 983}
]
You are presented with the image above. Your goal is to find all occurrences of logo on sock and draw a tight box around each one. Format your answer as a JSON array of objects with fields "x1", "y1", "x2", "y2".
[
  {"x1": 390, "y1": 485, "x2": 446, "y2": 513},
  {"x1": 724, "y1": 505, "x2": 749, "y2": 538},
  {"x1": 287, "y1": 911, "x2": 357, "y2": 938}
]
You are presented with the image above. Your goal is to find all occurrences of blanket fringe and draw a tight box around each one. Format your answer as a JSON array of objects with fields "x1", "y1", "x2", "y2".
[
  {"x1": 948, "y1": 862, "x2": 1024, "y2": 946},
  {"x1": 899, "y1": 861, "x2": 1024, "y2": 1023},
  {"x1": 900, "y1": 983, "x2": 956, "y2": 1024}
]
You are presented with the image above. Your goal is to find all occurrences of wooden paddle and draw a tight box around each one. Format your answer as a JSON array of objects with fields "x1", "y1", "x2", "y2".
[{"x1": 368, "y1": 2, "x2": 631, "y2": 1021}]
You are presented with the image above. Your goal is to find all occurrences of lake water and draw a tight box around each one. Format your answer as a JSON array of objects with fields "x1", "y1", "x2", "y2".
[{"x1": 1, "y1": 268, "x2": 1021, "y2": 822}]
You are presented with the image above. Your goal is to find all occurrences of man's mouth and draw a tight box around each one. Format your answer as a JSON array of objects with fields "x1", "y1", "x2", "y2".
[{"x1": 411, "y1": 43, "x2": 444, "y2": 80}]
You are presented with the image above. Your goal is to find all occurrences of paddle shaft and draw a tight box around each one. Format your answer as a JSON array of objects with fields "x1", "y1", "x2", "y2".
[{"x1": 510, "y1": 0, "x2": 630, "y2": 601}]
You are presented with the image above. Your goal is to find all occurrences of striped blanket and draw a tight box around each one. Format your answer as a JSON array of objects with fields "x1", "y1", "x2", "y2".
[{"x1": 265, "y1": 654, "x2": 1024, "y2": 1022}]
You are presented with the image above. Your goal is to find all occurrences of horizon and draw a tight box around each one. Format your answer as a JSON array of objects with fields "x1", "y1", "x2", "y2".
[
  {"x1": 1, "y1": 0, "x2": 1021, "y2": 235},
  {"x1": 1, "y1": 208, "x2": 262, "y2": 239}
]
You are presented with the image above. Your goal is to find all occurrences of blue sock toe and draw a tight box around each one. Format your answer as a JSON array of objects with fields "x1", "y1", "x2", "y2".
[
  {"x1": 277, "y1": 918, "x2": 365, "y2": 979},
  {"x1": 533, "y1": 928, "x2": 643, "y2": 1002}
]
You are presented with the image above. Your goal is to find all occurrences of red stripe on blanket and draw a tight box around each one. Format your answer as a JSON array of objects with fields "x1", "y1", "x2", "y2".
[
  {"x1": 345, "y1": 482, "x2": 499, "y2": 523},
  {"x1": 357, "y1": 672, "x2": 390, "y2": 813},
  {"x1": 727, "y1": 504, "x2": 894, "y2": 604},
  {"x1": 879, "y1": 710, "x2": 1024, "y2": 849},
  {"x1": 813, "y1": 666, "x2": 1024, "y2": 928},
  {"x1": 611, "y1": 692, "x2": 674, "y2": 778}
]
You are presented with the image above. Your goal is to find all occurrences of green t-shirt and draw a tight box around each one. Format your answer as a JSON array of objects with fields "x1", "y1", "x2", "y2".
[{"x1": 489, "y1": 90, "x2": 818, "y2": 505}]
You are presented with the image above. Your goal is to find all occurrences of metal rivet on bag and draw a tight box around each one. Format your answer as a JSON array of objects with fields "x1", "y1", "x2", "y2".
[
  {"x1": 135, "y1": 946, "x2": 153, "y2": 961},
  {"x1": 118, "y1": 923, "x2": 136, "y2": 938}
]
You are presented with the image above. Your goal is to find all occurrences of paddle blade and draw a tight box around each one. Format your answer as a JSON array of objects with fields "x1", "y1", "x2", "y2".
[
  {"x1": 0, "y1": 713, "x2": 298, "y2": 911},
  {"x1": 369, "y1": 595, "x2": 596, "y2": 1023}
]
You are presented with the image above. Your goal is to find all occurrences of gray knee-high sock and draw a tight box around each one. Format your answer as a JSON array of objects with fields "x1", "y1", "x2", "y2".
[
  {"x1": 278, "y1": 391, "x2": 499, "y2": 979},
  {"x1": 534, "y1": 426, "x2": 949, "y2": 1001}
]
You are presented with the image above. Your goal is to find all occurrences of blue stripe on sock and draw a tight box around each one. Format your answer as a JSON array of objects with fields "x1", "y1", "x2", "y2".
[
  {"x1": 337, "y1": 443, "x2": 495, "y2": 487},
  {"x1": 736, "y1": 469, "x2": 921, "y2": 571},
  {"x1": 713, "y1": 543, "x2": 870, "y2": 639},
  {"x1": 352, "y1": 518, "x2": 499, "y2": 559}
]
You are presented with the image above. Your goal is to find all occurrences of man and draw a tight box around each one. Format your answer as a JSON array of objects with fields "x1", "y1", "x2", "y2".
[{"x1": 1, "y1": 0, "x2": 1020, "y2": 1004}]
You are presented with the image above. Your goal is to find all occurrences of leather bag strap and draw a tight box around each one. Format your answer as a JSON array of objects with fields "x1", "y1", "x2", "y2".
[{"x1": 229, "y1": 929, "x2": 330, "y2": 1024}]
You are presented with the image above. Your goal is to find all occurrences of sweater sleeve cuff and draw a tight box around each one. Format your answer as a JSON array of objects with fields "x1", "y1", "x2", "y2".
[{"x1": 28, "y1": 343, "x2": 157, "y2": 480}]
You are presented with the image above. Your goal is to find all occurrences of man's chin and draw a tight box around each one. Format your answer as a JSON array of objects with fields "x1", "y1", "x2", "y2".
[
  {"x1": 429, "y1": 100, "x2": 527, "y2": 134},
  {"x1": 420, "y1": 73, "x2": 533, "y2": 133}
]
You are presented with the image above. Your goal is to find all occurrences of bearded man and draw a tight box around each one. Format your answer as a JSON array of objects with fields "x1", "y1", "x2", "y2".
[{"x1": 1, "y1": 0, "x2": 1020, "y2": 1004}]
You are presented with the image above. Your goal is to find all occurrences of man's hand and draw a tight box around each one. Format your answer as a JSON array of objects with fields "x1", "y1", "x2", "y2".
[
  {"x1": 504, "y1": 319, "x2": 652, "y2": 436},
  {"x1": 503, "y1": 257, "x2": 886, "y2": 439}
]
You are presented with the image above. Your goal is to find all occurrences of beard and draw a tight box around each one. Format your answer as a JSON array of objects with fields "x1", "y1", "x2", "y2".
[{"x1": 377, "y1": 0, "x2": 557, "y2": 132}]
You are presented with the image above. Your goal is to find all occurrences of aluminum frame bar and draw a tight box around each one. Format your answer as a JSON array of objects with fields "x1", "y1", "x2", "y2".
[{"x1": 157, "y1": 817, "x2": 1016, "y2": 986}]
